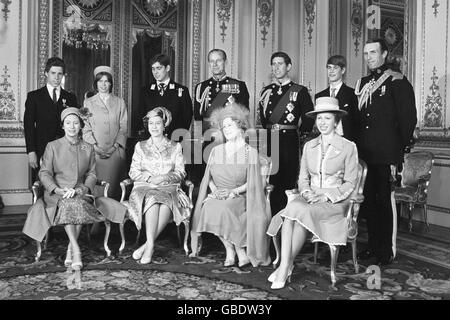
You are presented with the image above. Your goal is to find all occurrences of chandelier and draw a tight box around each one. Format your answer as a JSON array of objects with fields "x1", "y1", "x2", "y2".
[{"x1": 63, "y1": 22, "x2": 111, "y2": 51}]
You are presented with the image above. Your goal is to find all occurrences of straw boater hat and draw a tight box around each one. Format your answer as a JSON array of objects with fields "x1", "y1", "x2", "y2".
[
  {"x1": 61, "y1": 107, "x2": 81, "y2": 122},
  {"x1": 305, "y1": 97, "x2": 347, "y2": 118},
  {"x1": 209, "y1": 102, "x2": 251, "y2": 130},
  {"x1": 93, "y1": 66, "x2": 113, "y2": 77}
]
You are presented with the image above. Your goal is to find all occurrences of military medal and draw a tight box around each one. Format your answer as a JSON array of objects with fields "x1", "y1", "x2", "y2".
[
  {"x1": 286, "y1": 102, "x2": 294, "y2": 112},
  {"x1": 286, "y1": 113, "x2": 295, "y2": 123},
  {"x1": 290, "y1": 91, "x2": 298, "y2": 102},
  {"x1": 62, "y1": 99, "x2": 67, "y2": 108},
  {"x1": 178, "y1": 88, "x2": 183, "y2": 97},
  {"x1": 169, "y1": 83, "x2": 175, "y2": 90},
  {"x1": 216, "y1": 81, "x2": 220, "y2": 92},
  {"x1": 380, "y1": 85, "x2": 386, "y2": 96},
  {"x1": 277, "y1": 85, "x2": 282, "y2": 95}
]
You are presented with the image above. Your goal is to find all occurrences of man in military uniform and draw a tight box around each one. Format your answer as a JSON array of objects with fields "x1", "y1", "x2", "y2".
[
  {"x1": 315, "y1": 55, "x2": 358, "y2": 142},
  {"x1": 258, "y1": 51, "x2": 314, "y2": 215},
  {"x1": 140, "y1": 53, "x2": 193, "y2": 140},
  {"x1": 355, "y1": 39, "x2": 417, "y2": 265},
  {"x1": 193, "y1": 49, "x2": 250, "y2": 133}
]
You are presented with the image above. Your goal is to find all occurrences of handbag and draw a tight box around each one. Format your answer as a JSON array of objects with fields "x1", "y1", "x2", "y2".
[{"x1": 177, "y1": 186, "x2": 193, "y2": 209}]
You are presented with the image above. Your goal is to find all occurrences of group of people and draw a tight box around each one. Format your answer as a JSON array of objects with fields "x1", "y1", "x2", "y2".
[{"x1": 21, "y1": 37, "x2": 417, "y2": 290}]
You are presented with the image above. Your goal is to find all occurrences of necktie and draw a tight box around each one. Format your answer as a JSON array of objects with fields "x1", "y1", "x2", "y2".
[
  {"x1": 52, "y1": 87, "x2": 57, "y2": 103},
  {"x1": 158, "y1": 83, "x2": 166, "y2": 96},
  {"x1": 330, "y1": 88, "x2": 336, "y2": 98}
]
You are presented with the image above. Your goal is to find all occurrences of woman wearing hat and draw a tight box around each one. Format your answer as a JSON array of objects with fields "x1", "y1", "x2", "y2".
[
  {"x1": 266, "y1": 97, "x2": 359, "y2": 289},
  {"x1": 189, "y1": 103, "x2": 272, "y2": 268},
  {"x1": 128, "y1": 107, "x2": 192, "y2": 264},
  {"x1": 82, "y1": 66, "x2": 128, "y2": 200},
  {"x1": 22, "y1": 108, "x2": 121, "y2": 270}
]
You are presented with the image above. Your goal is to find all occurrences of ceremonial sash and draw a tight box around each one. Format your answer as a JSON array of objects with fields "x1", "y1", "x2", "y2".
[
  {"x1": 355, "y1": 72, "x2": 390, "y2": 110},
  {"x1": 268, "y1": 84, "x2": 302, "y2": 125},
  {"x1": 197, "y1": 78, "x2": 241, "y2": 117}
]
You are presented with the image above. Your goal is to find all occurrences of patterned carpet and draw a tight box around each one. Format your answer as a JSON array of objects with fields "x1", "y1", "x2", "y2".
[{"x1": 0, "y1": 214, "x2": 450, "y2": 300}]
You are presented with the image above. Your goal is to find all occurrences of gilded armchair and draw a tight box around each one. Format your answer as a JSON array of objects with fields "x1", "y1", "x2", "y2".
[
  {"x1": 31, "y1": 179, "x2": 111, "y2": 262},
  {"x1": 271, "y1": 158, "x2": 368, "y2": 286},
  {"x1": 394, "y1": 151, "x2": 434, "y2": 232},
  {"x1": 117, "y1": 178, "x2": 194, "y2": 256}
]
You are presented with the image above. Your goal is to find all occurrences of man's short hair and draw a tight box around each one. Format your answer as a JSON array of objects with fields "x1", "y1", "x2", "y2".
[
  {"x1": 366, "y1": 38, "x2": 389, "y2": 54},
  {"x1": 45, "y1": 57, "x2": 66, "y2": 74},
  {"x1": 271, "y1": 52, "x2": 292, "y2": 66},
  {"x1": 327, "y1": 55, "x2": 346, "y2": 69},
  {"x1": 150, "y1": 54, "x2": 171, "y2": 68},
  {"x1": 208, "y1": 49, "x2": 227, "y2": 62}
]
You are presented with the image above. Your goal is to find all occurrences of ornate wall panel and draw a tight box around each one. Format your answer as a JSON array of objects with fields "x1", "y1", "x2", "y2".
[{"x1": 414, "y1": 0, "x2": 449, "y2": 147}]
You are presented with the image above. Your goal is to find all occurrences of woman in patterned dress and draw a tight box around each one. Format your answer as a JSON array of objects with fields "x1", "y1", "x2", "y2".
[
  {"x1": 22, "y1": 107, "x2": 122, "y2": 270},
  {"x1": 266, "y1": 97, "x2": 359, "y2": 289},
  {"x1": 189, "y1": 103, "x2": 271, "y2": 268},
  {"x1": 128, "y1": 107, "x2": 190, "y2": 264}
]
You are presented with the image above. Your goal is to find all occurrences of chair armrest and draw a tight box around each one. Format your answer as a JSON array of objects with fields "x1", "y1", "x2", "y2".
[
  {"x1": 350, "y1": 194, "x2": 365, "y2": 204},
  {"x1": 31, "y1": 181, "x2": 43, "y2": 204},
  {"x1": 285, "y1": 189, "x2": 299, "y2": 203},
  {"x1": 185, "y1": 179, "x2": 194, "y2": 201},
  {"x1": 120, "y1": 178, "x2": 134, "y2": 203},
  {"x1": 96, "y1": 180, "x2": 110, "y2": 198}
]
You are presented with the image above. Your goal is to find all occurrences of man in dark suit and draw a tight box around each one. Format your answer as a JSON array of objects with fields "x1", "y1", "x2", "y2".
[
  {"x1": 258, "y1": 51, "x2": 314, "y2": 215},
  {"x1": 140, "y1": 53, "x2": 193, "y2": 140},
  {"x1": 315, "y1": 55, "x2": 358, "y2": 141},
  {"x1": 24, "y1": 57, "x2": 78, "y2": 181},
  {"x1": 193, "y1": 49, "x2": 250, "y2": 133},
  {"x1": 355, "y1": 39, "x2": 417, "y2": 265}
]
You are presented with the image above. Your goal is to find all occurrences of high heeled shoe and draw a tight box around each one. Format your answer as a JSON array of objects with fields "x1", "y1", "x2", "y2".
[
  {"x1": 268, "y1": 265, "x2": 294, "y2": 283},
  {"x1": 139, "y1": 256, "x2": 152, "y2": 265},
  {"x1": 64, "y1": 247, "x2": 73, "y2": 267},
  {"x1": 132, "y1": 245, "x2": 146, "y2": 260},
  {"x1": 71, "y1": 252, "x2": 83, "y2": 271},
  {"x1": 270, "y1": 273, "x2": 291, "y2": 290},
  {"x1": 224, "y1": 258, "x2": 235, "y2": 267}
]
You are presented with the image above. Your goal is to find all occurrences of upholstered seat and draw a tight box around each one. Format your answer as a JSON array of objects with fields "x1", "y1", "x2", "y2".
[
  {"x1": 272, "y1": 158, "x2": 368, "y2": 286},
  {"x1": 31, "y1": 179, "x2": 111, "y2": 262},
  {"x1": 394, "y1": 151, "x2": 434, "y2": 232},
  {"x1": 116, "y1": 178, "x2": 194, "y2": 256}
]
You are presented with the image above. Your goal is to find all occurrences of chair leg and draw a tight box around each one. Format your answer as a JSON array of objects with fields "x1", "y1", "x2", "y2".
[
  {"x1": 313, "y1": 242, "x2": 318, "y2": 264},
  {"x1": 408, "y1": 203, "x2": 414, "y2": 232},
  {"x1": 85, "y1": 224, "x2": 92, "y2": 245},
  {"x1": 423, "y1": 204, "x2": 430, "y2": 231},
  {"x1": 43, "y1": 232, "x2": 49, "y2": 250},
  {"x1": 35, "y1": 241, "x2": 42, "y2": 262},
  {"x1": 272, "y1": 235, "x2": 280, "y2": 269},
  {"x1": 351, "y1": 239, "x2": 359, "y2": 274},
  {"x1": 118, "y1": 222, "x2": 126, "y2": 254},
  {"x1": 328, "y1": 245, "x2": 339, "y2": 286},
  {"x1": 134, "y1": 230, "x2": 141, "y2": 248},
  {"x1": 103, "y1": 221, "x2": 111, "y2": 257},
  {"x1": 177, "y1": 224, "x2": 182, "y2": 247},
  {"x1": 182, "y1": 220, "x2": 190, "y2": 256}
]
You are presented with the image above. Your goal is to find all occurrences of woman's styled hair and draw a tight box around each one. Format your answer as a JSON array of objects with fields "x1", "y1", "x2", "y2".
[
  {"x1": 93, "y1": 71, "x2": 113, "y2": 93},
  {"x1": 210, "y1": 102, "x2": 251, "y2": 131},
  {"x1": 143, "y1": 107, "x2": 173, "y2": 129}
]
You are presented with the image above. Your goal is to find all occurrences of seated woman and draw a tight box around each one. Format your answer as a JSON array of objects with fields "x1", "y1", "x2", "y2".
[
  {"x1": 22, "y1": 107, "x2": 123, "y2": 270},
  {"x1": 128, "y1": 107, "x2": 191, "y2": 264},
  {"x1": 266, "y1": 97, "x2": 359, "y2": 289},
  {"x1": 189, "y1": 103, "x2": 271, "y2": 268}
]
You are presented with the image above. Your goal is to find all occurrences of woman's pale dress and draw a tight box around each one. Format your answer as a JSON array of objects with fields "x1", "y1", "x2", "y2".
[
  {"x1": 267, "y1": 134, "x2": 359, "y2": 246},
  {"x1": 83, "y1": 93, "x2": 128, "y2": 199},
  {"x1": 127, "y1": 137, "x2": 190, "y2": 230},
  {"x1": 192, "y1": 143, "x2": 272, "y2": 267}
]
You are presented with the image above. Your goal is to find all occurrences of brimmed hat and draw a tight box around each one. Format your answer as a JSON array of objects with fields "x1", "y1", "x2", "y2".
[
  {"x1": 144, "y1": 107, "x2": 172, "y2": 127},
  {"x1": 305, "y1": 97, "x2": 347, "y2": 118},
  {"x1": 210, "y1": 102, "x2": 251, "y2": 130},
  {"x1": 61, "y1": 107, "x2": 81, "y2": 122},
  {"x1": 93, "y1": 66, "x2": 113, "y2": 77}
]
